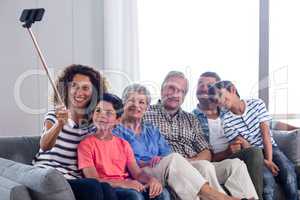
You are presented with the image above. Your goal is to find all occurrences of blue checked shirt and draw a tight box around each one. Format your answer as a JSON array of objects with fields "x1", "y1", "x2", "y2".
[
  {"x1": 192, "y1": 105, "x2": 226, "y2": 143},
  {"x1": 192, "y1": 107, "x2": 210, "y2": 142}
]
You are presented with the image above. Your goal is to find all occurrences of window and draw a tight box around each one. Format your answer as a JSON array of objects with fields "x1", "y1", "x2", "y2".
[
  {"x1": 270, "y1": 1, "x2": 300, "y2": 126},
  {"x1": 138, "y1": 0, "x2": 259, "y2": 111}
]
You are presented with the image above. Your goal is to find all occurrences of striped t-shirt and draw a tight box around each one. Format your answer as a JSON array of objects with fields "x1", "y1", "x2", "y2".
[
  {"x1": 222, "y1": 99, "x2": 277, "y2": 148},
  {"x1": 33, "y1": 110, "x2": 93, "y2": 179}
]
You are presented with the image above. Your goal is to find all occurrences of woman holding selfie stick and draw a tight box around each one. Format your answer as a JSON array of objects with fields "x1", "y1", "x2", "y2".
[{"x1": 33, "y1": 64, "x2": 118, "y2": 200}]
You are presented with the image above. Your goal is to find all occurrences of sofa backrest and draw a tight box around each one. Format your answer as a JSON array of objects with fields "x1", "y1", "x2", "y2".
[{"x1": 0, "y1": 136, "x2": 40, "y2": 165}]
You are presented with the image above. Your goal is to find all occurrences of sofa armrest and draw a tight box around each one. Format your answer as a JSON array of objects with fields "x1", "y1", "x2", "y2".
[
  {"x1": 273, "y1": 129, "x2": 300, "y2": 166},
  {"x1": 0, "y1": 136, "x2": 40, "y2": 165},
  {"x1": 0, "y1": 158, "x2": 75, "y2": 200},
  {"x1": 0, "y1": 176, "x2": 31, "y2": 200},
  {"x1": 273, "y1": 130, "x2": 300, "y2": 189}
]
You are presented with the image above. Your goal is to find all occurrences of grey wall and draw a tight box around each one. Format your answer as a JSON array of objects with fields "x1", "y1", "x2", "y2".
[{"x1": 0, "y1": 0, "x2": 104, "y2": 136}]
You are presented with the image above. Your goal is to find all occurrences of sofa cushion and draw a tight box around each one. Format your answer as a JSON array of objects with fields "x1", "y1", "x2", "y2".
[
  {"x1": 0, "y1": 176, "x2": 31, "y2": 200},
  {"x1": 273, "y1": 129, "x2": 300, "y2": 166},
  {"x1": 0, "y1": 157, "x2": 75, "y2": 200},
  {"x1": 0, "y1": 136, "x2": 40, "y2": 165}
]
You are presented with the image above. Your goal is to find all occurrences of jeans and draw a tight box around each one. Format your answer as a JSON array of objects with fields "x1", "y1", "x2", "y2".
[
  {"x1": 262, "y1": 148, "x2": 299, "y2": 200},
  {"x1": 230, "y1": 147, "x2": 264, "y2": 200},
  {"x1": 68, "y1": 178, "x2": 118, "y2": 200},
  {"x1": 114, "y1": 187, "x2": 170, "y2": 200}
]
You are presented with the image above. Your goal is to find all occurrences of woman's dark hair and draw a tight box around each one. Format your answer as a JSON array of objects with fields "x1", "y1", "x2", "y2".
[
  {"x1": 54, "y1": 64, "x2": 108, "y2": 122},
  {"x1": 99, "y1": 93, "x2": 124, "y2": 118},
  {"x1": 208, "y1": 80, "x2": 240, "y2": 99}
]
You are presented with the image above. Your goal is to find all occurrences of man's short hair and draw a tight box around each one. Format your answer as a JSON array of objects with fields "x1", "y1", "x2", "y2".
[
  {"x1": 200, "y1": 71, "x2": 221, "y2": 82},
  {"x1": 161, "y1": 71, "x2": 189, "y2": 94}
]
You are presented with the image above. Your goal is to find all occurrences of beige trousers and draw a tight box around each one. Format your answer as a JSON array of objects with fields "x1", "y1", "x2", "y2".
[
  {"x1": 190, "y1": 158, "x2": 258, "y2": 199},
  {"x1": 143, "y1": 153, "x2": 207, "y2": 200}
]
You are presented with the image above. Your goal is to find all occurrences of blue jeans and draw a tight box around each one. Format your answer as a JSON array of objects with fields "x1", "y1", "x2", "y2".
[
  {"x1": 263, "y1": 148, "x2": 299, "y2": 200},
  {"x1": 68, "y1": 178, "x2": 118, "y2": 200},
  {"x1": 114, "y1": 187, "x2": 170, "y2": 200}
]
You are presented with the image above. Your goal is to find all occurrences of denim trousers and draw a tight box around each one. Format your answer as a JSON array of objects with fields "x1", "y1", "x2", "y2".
[
  {"x1": 114, "y1": 187, "x2": 170, "y2": 200},
  {"x1": 68, "y1": 178, "x2": 118, "y2": 200},
  {"x1": 263, "y1": 148, "x2": 299, "y2": 200}
]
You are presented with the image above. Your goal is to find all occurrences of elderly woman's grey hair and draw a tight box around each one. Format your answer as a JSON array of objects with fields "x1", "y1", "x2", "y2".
[
  {"x1": 161, "y1": 71, "x2": 189, "y2": 94},
  {"x1": 122, "y1": 83, "x2": 152, "y2": 105}
]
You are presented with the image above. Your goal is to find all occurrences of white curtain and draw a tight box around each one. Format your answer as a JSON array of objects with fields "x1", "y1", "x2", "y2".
[{"x1": 103, "y1": 0, "x2": 140, "y2": 96}]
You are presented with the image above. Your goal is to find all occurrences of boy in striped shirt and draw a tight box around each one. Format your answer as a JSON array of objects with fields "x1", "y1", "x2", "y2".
[{"x1": 210, "y1": 80, "x2": 299, "y2": 200}]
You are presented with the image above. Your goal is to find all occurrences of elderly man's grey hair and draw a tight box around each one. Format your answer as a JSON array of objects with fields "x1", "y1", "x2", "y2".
[
  {"x1": 122, "y1": 83, "x2": 152, "y2": 105},
  {"x1": 161, "y1": 71, "x2": 189, "y2": 94}
]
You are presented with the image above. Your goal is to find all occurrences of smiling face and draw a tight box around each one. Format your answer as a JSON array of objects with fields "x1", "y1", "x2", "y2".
[
  {"x1": 68, "y1": 74, "x2": 93, "y2": 109},
  {"x1": 93, "y1": 100, "x2": 118, "y2": 132},
  {"x1": 197, "y1": 76, "x2": 218, "y2": 105},
  {"x1": 123, "y1": 92, "x2": 148, "y2": 121},
  {"x1": 161, "y1": 76, "x2": 187, "y2": 112}
]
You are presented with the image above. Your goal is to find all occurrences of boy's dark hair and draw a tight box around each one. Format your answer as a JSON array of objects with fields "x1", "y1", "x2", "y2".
[
  {"x1": 207, "y1": 84, "x2": 219, "y2": 103},
  {"x1": 100, "y1": 93, "x2": 124, "y2": 118},
  {"x1": 200, "y1": 71, "x2": 221, "y2": 82},
  {"x1": 208, "y1": 80, "x2": 240, "y2": 100}
]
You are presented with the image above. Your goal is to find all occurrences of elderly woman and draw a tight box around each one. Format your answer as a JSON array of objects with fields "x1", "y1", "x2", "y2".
[
  {"x1": 113, "y1": 83, "x2": 251, "y2": 200},
  {"x1": 33, "y1": 64, "x2": 118, "y2": 200}
]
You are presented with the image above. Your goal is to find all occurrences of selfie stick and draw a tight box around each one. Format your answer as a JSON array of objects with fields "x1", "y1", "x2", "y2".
[{"x1": 20, "y1": 8, "x2": 64, "y2": 106}]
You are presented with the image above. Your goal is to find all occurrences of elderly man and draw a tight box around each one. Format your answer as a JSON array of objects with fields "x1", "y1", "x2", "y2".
[
  {"x1": 144, "y1": 71, "x2": 258, "y2": 200},
  {"x1": 192, "y1": 72, "x2": 264, "y2": 200}
]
